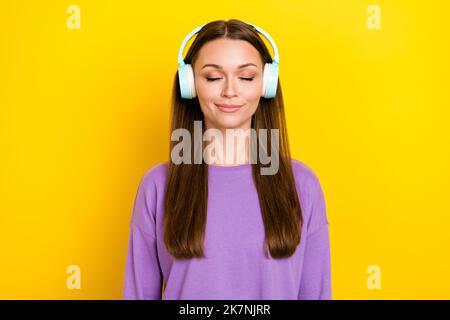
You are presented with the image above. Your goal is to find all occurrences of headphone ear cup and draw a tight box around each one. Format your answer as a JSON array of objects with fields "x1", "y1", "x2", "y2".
[
  {"x1": 261, "y1": 63, "x2": 268, "y2": 98},
  {"x1": 262, "y1": 62, "x2": 279, "y2": 99},
  {"x1": 178, "y1": 63, "x2": 196, "y2": 99}
]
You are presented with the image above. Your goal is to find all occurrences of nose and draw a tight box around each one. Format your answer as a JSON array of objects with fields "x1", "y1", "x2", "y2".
[{"x1": 221, "y1": 77, "x2": 237, "y2": 97}]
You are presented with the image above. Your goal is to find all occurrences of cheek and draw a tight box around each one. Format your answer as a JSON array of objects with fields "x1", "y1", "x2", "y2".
[
  {"x1": 196, "y1": 82, "x2": 219, "y2": 101},
  {"x1": 242, "y1": 87, "x2": 261, "y2": 103},
  {"x1": 242, "y1": 80, "x2": 262, "y2": 100}
]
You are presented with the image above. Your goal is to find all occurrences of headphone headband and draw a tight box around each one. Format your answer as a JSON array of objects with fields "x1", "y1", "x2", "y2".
[{"x1": 177, "y1": 22, "x2": 279, "y2": 66}]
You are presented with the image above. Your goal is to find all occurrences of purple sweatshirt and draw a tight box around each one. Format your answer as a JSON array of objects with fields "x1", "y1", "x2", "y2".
[{"x1": 122, "y1": 159, "x2": 331, "y2": 300}]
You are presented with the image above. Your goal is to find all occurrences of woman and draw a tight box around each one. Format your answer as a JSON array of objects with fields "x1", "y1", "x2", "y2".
[{"x1": 123, "y1": 19, "x2": 331, "y2": 300}]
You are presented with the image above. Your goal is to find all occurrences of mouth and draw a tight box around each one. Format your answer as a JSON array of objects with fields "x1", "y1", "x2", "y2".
[{"x1": 215, "y1": 103, "x2": 244, "y2": 113}]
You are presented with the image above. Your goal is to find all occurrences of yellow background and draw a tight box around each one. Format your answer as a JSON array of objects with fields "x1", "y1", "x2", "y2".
[{"x1": 1, "y1": 0, "x2": 449, "y2": 299}]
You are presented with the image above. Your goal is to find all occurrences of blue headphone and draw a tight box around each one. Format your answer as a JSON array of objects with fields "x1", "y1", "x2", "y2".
[{"x1": 177, "y1": 21, "x2": 280, "y2": 99}]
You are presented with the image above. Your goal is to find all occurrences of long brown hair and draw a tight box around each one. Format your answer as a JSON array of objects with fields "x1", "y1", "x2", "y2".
[{"x1": 164, "y1": 19, "x2": 302, "y2": 259}]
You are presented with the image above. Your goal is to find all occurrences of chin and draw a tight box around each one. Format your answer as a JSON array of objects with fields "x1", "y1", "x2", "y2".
[{"x1": 215, "y1": 119, "x2": 247, "y2": 130}]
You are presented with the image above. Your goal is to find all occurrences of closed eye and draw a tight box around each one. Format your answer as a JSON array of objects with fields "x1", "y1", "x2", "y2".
[{"x1": 206, "y1": 77, "x2": 254, "y2": 82}]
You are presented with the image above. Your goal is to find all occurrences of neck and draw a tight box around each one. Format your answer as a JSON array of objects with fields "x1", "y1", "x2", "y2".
[{"x1": 204, "y1": 127, "x2": 251, "y2": 166}]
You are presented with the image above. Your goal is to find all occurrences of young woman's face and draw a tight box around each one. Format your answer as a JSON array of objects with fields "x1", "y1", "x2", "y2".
[{"x1": 193, "y1": 39, "x2": 264, "y2": 132}]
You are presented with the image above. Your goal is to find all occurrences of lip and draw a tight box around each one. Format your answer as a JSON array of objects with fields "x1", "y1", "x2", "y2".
[{"x1": 215, "y1": 103, "x2": 244, "y2": 113}]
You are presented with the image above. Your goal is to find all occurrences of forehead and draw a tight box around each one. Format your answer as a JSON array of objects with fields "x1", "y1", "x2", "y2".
[{"x1": 195, "y1": 38, "x2": 262, "y2": 69}]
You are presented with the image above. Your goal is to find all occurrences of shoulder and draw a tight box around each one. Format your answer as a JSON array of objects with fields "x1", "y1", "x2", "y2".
[
  {"x1": 134, "y1": 162, "x2": 169, "y2": 204},
  {"x1": 131, "y1": 162, "x2": 168, "y2": 224},
  {"x1": 129, "y1": 162, "x2": 169, "y2": 232},
  {"x1": 139, "y1": 161, "x2": 169, "y2": 189},
  {"x1": 290, "y1": 158, "x2": 322, "y2": 194},
  {"x1": 290, "y1": 158, "x2": 329, "y2": 232}
]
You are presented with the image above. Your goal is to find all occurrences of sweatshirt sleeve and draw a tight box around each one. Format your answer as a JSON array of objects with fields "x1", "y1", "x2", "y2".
[
  {"x1": 123, "y1": 174, "x2": 163, "y2": 300},
  {"x1": 298, "y1": 174, "x2": 332, "y2": 300}
]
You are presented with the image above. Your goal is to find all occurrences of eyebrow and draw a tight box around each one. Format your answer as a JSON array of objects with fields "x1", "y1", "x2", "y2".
[{"x1": 201, "y1": 63, "x2": 258, "y2": 70}]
